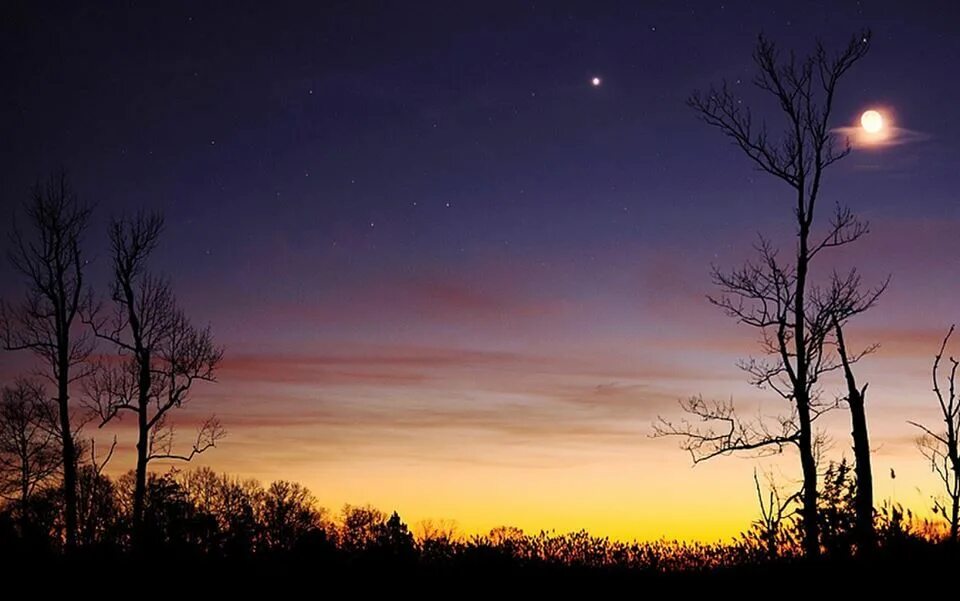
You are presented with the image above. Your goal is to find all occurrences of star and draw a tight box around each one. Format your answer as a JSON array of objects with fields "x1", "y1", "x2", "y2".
[{"x1": 591, "y1": 76, "x2": 602, "y2": 87}]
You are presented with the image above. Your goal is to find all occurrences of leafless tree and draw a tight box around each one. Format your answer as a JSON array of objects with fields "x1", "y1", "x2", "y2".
[
  {"x1": 831, "y1": 317, "x2": 875, "y2": 549},
  {"x1": 339, "y1": 504, "x2": 388, "y2": 553},
  {"x1": 178, "y1": 467, "x2": 266, "y2": 554},
  {"x1": 654, "y1": 32, "x2": 874, "y2": 558},
  {"x1": 75, "y1": 463, "x2": 120, "y2": 548},
  {"x1": 909, "y1": 326, "x2": 960, "y2": 543},
  {"x1": 0, "y1": 173, "x2": 93, "y2": 550},
  {"x1": 751, "y1": 468, "x2": 798, "y2": 559},
  {"x1": 804, "y1": 268, "x2": 886, "y2": 551},
  {"x1": 0, "y1": 380, "x2": 62, "y2": 508},
  {"x1": 83, "y1": 212, "x2": 224, "y2": 545},
  {"x1": 262, "y1": 480, "x2": 324, "y2": 551}
]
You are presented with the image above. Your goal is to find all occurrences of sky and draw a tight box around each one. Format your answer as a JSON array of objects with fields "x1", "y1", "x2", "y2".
[{"x1": 2, "y1": 0, "x2": 960, "y2": 541}]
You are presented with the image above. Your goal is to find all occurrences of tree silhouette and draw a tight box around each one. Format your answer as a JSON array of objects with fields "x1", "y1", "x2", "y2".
[
  {"x1": 372, "y1": 511, "x2": 416, "y2": 563},
  {"x1": 179, "y1": 468, "x2": 264, "y2": 556},
  {"x1": 833, "y1": 313, "x2": 875, "y2": 551},
  {"x1": 748, "y1": 469, "x2": 797, "y2": 559},
  {"x1": 909, "y1": 326, "x2": 960, "y2": 543},
  {"x1": 653, "y1": 32, "x2": 875, "y2": 558},
  {"x1": 0, "y1": 379, "x2": 62, "y2": 538},
  {"x1": 83, "y1": 212, "x2": 224, "y2": 548},
  {"x1": 817, "y1": 459, "x2": 858, "y2": 557},
  {"x1": 339, "y1": 504, "x2": 387, "y2": 554},
  {"x1": 261, "y1": 480, "x2": 324, "y2": 552},
  {"x1": 75, "y1": 464, "x2": 120, "y2": 548},
  {"x1": 0, "y1": 380, "x2": 61, "y2": 504},
  {"x1": 0, "y1": 173, "x2": 93, "y2": 551},
  {"x1": 811, "y1": 268, "x2": 886, "y2": 551},
  {"x1": 133, "y1": 471, "x2": 208, "y2": 551},
  {"x1": 416, "y1": 518, "x2": 460, "y2": 564}
]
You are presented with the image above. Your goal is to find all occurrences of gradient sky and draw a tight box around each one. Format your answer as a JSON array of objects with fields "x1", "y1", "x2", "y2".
[{"x1": 2, "y1": 1, "x2": 959, "y2": 541}]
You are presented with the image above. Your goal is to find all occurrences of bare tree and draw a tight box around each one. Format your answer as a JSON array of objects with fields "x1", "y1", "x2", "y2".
[
  {"x1": 261, "y1": 480, "x2": 324, "y2": 552},
  {"x1": 0, "y1": 173, "x2": 93, "y2": 550},
  {"x1": 654, "y1": 33, "x2": 873, "y2": 558},
  {"x1": 339, "y1": 504, "x2": 387, "y2": 554},
  {"x1": 750, "y1": 469, "x2": 798, "y2": 559},
  {"x1": 83, "y1": 212, "x2": 224, "y2": 546},
  {"x1": 833, "y1": 319, "x2": 874, "y2": 550},
  {"x1": 0, "y1": 380, "x2": 62, "y2": 508},
  {"x1": 811, "y1": 268, "x2": 887, "y2": 551},
  {"x1": 178, "y1": 467, "x2": 264, "y2": 554},
  {"x1": 909, "y1": 326, "x2": 960, "y2": 543}
]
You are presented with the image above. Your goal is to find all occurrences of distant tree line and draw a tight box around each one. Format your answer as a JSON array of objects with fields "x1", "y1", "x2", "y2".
[{"x1": 0, "y1": 464, "x2": 944, "y2": 568}]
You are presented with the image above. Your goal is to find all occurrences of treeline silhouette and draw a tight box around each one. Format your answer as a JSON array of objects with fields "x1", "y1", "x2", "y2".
[{"x1": 0, "y1": 463, "x2": 947, "y2": 571}]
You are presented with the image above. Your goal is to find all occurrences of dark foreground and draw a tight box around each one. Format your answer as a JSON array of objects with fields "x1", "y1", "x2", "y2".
[{"x1": 2, "y1": 548, "x2": 952, "y2": 595}]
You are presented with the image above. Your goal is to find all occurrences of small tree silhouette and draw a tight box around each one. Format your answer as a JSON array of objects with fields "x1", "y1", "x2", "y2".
[
  {"x1": 817, "y1": 459, "x2": 858, "y2": 557},
  {"x1": 0, "y1": 380, "x2": 61, "y2": 509},
  {"x1": 339, "y1": 504, "x2": 386, "y2": 554},
  {"x1": 749, "y1": 469, "x2": 798, "y2": 559},
  {"x1": 261, "y1": 480, "x2": 323, "y2": 552},
  {"x1": 909, "y1": 326, "x2": 960, "y2": 543},
  {"x1": 75, "y1": 464, "x2": 121, "y2": 548},
  {"x1": 372, "y1": 511, "x2": 416, "y2": 563},
  {"x1": 178, "y1": 467, "x2": 264, "y2": 556}
]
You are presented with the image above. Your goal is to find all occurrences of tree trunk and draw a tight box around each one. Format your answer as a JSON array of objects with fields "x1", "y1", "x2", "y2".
[
  {"x1": 132, "y1": 350, "x2": 152, "y2": 551},
  {"x1": 848, "y1": 389, "x2": 873, "y2": 550},
  {"x1": 797, "y1": 398, "x2": 820, "y2": 558},
  {"x1": 951, "y1": 497, "x2": 958, "y2": 544},
  {"x1": 951, "y1": 468, "x2": 960, "y2": 544},
  {"x1": 835, "y1": 321, "x2": 874, "y2": 552},
  {"x1": 133, "y1": 423, "x2": 148, "y2": 549},
  {"x1": 19, "y1": 462, "x2": 30, "y2": 537},
  {"x1": 58, "y1": 348, "x2": 79, "y2": 552},
  {"x1": 795, "y1": 220, "x2": 820, "y2": 559}
]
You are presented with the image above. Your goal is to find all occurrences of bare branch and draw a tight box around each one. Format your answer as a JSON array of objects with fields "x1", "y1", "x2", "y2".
[
  {"x1": 909, "y1": 326, "x2": 960, "y2": 542},
  {"x1": 89, "y1": 435, "x2": 117, "y2": 477},
  {"x1": 149, "y1": 416, "x2": 225, "y2": 462},
  {"x1": 0, "y1": 380, "x2": 62, "y2": 502},
  {"x1": 653, "y1": 396, "x2": 800, "y2": 464}
]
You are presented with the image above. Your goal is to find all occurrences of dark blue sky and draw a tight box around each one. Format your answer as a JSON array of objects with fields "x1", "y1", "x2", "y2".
[{"x1": 3, "y1": 2, "x2": 956, "y2": 299}]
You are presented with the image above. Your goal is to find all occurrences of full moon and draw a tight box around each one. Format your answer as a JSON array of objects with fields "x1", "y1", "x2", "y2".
[
  {"x1": 860, "y1": 110, "x2": 884, "y2": 133},
  {"x1": 591, "y1": 76, "x2": 601, "y2": 87}
]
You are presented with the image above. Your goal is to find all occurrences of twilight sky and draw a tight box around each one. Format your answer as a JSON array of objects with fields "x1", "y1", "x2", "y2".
[{"x1": 2, "y1": 1, "x2": 959, "y2": 540}]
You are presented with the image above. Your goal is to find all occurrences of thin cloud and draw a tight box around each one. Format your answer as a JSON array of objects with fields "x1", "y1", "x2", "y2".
[{"x1": 833, "y1": 125, "x2": 931, "y2": 149}]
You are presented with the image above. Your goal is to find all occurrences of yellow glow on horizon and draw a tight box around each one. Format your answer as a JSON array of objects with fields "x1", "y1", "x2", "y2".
[{"x1": 123, "y1": 429, "x2": 945, "y2": 544}]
